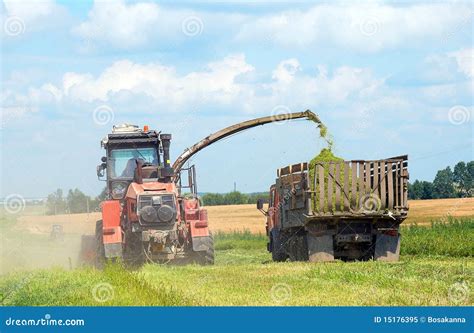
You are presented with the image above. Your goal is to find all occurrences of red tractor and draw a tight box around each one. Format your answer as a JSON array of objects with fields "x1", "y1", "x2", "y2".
[
  {"x1": 80, "y1": 110, "x2": 320, "y2": 267},
  {"x1": 90, "y1": 124, "x2": 213, "y2": 266}
]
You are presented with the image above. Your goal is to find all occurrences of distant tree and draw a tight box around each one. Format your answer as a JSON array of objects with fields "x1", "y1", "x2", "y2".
[
  {"x1": 246, "y1": 192, "x2": 269, "y2": 204},
  {"x1": 432, "y1": 167, "x2": 455, "y2": 199},
  {"x1": 409, "y1": 180, "x2": 433, "y2": 200},
  {"x1": 420, "y1": 181, "x2": 433, "y2": 199},
  {"x1": 223, "y1": 191, "x2": 248, "y2": 205},
  {"x1": 453, "y1": 162, "x2": 468, "y2": 197},
  {"x1": 46, "y1": 189, "x2": 67, "y2": 215},
  {"x1": 202, "y1": 193, "x2": 225, "y2": 206},
  {"x1": 90, "y1": 187, "x2": 108, "y2": 212},
  {"x1": 467, "y1": 161, "x2": 474, "y2": 196},
  {"x1": 409, "y1": 180, "x2": 423, "y2": 199},
  {"x1": 67, "y1": 188, "x2": 89, "y2": 214}
]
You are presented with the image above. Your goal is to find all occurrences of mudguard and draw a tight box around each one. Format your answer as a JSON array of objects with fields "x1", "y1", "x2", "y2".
[
  {"x1": 101, "y1": 200, "x2": 123, "y2": 258},
  {"x1": 374, "y1": 233, "x2": 400, "y2": 261},
  {"x1": 307, "y1": 233, "x2": 335, "y2": 262},
  {"x1": 190, "y1": 209, "x2": 211, "y2": 251}
]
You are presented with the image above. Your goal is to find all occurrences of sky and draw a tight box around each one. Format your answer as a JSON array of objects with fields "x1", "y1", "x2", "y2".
[{"x1": 0, "y1": 0, "x2": 473, "y2": 198}]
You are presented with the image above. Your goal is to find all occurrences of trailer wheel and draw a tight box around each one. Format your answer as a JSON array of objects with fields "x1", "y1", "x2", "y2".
[
  {"x1": 94, "y1": 220, "x2": 106, "y2": 269},
  {"x1": 271, "y1": 228, "x2": 288, "y2": 262},
  {"x1": 288, "y1": 232, "x2": 309, "y2": 261},
  {"x1": 194, "y1": 233, "x2": 215, "y2": 265}
]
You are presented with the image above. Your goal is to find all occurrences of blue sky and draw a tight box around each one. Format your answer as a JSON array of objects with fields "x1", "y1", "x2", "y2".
[{"x1": 1, "y1": 0, "x2": 473, "y2": 198}]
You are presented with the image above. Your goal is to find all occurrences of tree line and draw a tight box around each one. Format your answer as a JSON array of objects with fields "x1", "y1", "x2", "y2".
[
  {"x1": 45, "y1": 188, "x2": 266, "y2": 215},
  {"x1": 408, "y1": 161, "x2": 473, "y2": 200},
  {"x1": 46, "y1": 188, "x2": 106, "y2": 215},
  {"x1": 45, "y1": 160, "x2": 472, "y2": 214},
  {"x1": 200, "y1": 192, "x2": 268, "y2": 206}
]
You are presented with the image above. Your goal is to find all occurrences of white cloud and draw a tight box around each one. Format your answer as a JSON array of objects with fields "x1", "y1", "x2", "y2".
[
  {"x1": 57, "y1": 54, "x2": 254, "y2": 105},
  {"x1": 449, "y1": 48, "x2": 474, "y2": 78},
  {"x1": 72, "y1": 0, "x2": 245, "y2": 50},
  {"x1": 72, "y1": 0, "x2": 161, "y2": 48},
  {"x1": 72, "y1": 1, "x2": 471, "y2": 53},
  {"x1": 1, "y1": 0, "x2": 67, "y2": 35},
  {"x1": 1, "y1": 54, "x2": 388, "y2": 121},
  {"x1": 236, "y1": 3, "x2": 471, "y2": 52}
]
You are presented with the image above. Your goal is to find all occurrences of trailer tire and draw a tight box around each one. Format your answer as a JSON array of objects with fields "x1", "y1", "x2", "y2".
[
  {"x1": 271, "y1": 228, "x2": 288, "y2": 262},
  {"x1": 94, "y1": 220, "x2": 106, "y2": 269}
]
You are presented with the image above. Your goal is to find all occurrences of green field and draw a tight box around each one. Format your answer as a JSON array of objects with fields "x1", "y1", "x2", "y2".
[{"x1": 0, "y1": 215, "x2": 473, "y2": 306}]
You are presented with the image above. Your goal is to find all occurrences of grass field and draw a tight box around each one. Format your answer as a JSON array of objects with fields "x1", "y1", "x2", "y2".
[{"x1": 0, "y1": 199, "x2": 473, "y2": 306}]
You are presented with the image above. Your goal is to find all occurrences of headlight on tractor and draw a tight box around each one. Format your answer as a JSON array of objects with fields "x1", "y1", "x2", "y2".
[{"x1": 111, "y1": 181, "x2": 127, "y2": 199}]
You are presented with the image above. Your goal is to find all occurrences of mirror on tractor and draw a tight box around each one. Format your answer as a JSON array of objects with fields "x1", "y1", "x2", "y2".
[
  {"x1": 96, "y1": 157, "x2": 107, "y2": 180},
  {"x1": 256, "y1": 198, "x2": 267, "y2": 216}
]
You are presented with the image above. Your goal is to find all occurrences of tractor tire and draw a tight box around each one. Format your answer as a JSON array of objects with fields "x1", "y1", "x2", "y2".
[
  {"x1": 271, "y1": 228, "x2": 288, "y2": 262},
  {"x1": 288, "y1": 231, "x2": 309, "y2": 262},
  {"x1": 94, "y1": 220, "x2": 106, "y2": 269},
  {"x1": 193, "y1": 233, "x2": 215, "y2": 265}
]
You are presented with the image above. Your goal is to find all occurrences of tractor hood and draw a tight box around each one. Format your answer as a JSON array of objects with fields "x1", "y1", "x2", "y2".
[{"x1": 126, "y1": 182, "x2": 177, "y2": 199}]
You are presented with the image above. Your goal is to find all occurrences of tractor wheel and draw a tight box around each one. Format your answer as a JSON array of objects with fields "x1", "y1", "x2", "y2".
[
  {"x1": 288, "y1": 231, "x2": 309, "y2": 261},
  {"x1": 271, "y1": 228, "x2": 288, "y2": 262},
  {"x1": 193, "y1": 233, "x2": 215, "y2": 265},
  {"x1": 94, "y1": 220, "x2": 106, "y2": 269}
]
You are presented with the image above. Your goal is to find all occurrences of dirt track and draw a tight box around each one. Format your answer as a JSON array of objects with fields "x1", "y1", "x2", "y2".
[{"x1": 15, "y1": 197, "x2": 474, "y2": 235}]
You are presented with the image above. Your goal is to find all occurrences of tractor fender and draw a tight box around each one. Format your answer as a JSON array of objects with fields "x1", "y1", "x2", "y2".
[
  {"x1": 189, "y1": 220, "x2": 211, "y2": 252},
  {"x1": 101, "y1": 200, "x2": 123, "y2": 258},
  {"x1": 189, "y1": 208, "x2": 210, "y2": 251}
]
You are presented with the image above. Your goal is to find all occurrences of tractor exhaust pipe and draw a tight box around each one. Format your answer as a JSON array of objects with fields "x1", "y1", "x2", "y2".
[{"x1": 160, "y1": 134, "x2": 174, "y2": 179}]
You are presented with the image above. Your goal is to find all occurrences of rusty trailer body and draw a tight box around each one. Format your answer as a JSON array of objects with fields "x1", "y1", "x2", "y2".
[{"x1": 261, "y1": 156, "x2": 409, "y2": 262}]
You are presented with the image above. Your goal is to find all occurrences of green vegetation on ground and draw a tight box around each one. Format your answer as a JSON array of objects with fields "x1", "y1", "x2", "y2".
[{"x1": 0, "y1": 217, "x2": 472, "y2": 306}]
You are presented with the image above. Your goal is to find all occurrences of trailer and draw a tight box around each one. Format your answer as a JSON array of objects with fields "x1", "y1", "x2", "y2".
[{"x1": 258, "y1": 156, "x2": 409, "y2": 262}]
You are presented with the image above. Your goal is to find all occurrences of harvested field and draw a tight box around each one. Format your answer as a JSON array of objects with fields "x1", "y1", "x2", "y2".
[
  {"x1": 1, "y1": 220, "x2": 472, "y2": 306},
  {"x1": 14, "y1": 197, "x2": 474, "y2": 236},
  {"x1": 1, "y1": 199, "x2": 473, "y2": 305}
]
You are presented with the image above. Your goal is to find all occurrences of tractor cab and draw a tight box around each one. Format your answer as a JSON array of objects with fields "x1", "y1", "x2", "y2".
[{"x1": 97, "y1": 124, "x2": 175, "y2": 201}]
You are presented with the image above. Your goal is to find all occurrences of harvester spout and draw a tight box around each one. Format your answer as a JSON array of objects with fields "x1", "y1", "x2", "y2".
[{"x1": 172, "y1": 109, "x2": 321, "y2": 175}]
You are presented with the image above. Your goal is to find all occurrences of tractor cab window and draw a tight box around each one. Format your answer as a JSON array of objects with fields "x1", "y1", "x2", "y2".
[{"x1": 109, "y1": 147, "x2": 158, "y2": 178}]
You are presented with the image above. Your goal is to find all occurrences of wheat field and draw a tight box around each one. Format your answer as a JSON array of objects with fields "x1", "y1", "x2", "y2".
[{"x1": 13, "y1": 197, "x2": 474, "y2": 236}]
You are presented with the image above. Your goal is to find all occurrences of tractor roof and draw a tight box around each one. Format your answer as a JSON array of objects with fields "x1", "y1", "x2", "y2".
[{"x1": 101, "y1": 124, "x2": 160, "y2": 148}]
